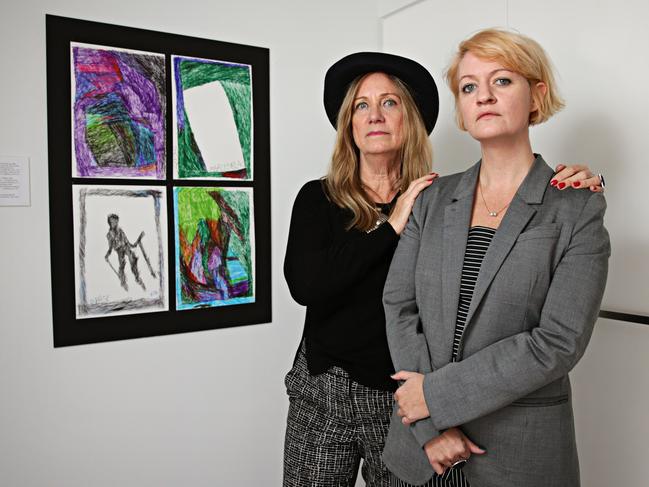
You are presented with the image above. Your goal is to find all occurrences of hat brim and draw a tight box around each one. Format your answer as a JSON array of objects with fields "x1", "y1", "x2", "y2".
[{"x1": 323, "y1": 52, "x2": 439, "y2": 135}]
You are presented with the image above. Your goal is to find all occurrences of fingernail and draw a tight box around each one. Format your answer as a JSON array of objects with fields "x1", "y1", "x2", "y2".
[
  {"x1": 550, "y1": 179, "x2": 558, "y2": 186},
  {"x1": 558, "y1": 182, "x2": 566, "y2": 189},
  {"x1": 572, "y1": 181, "x2": 581, "y2": 187}
]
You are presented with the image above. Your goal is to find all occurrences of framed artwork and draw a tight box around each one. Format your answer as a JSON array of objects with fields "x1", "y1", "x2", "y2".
[
  {"x1": 173, "y1": 186, "x2": 255, "y2": 310},
  {"x1": 73, "y1": 185, "x2": 168, "y2": 318},
  {"x1": 47, "y1": 15, "x2": 271, "y2": 347},
  {"x1": 71, "y1": 44, "x2": 167, "y2": 179},
  {"x1": 172, "y1": 55, "x2": 253, "y2": 180}
]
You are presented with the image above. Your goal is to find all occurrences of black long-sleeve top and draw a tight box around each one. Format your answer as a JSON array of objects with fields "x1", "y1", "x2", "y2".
[{"x1": 284, "y1": 179, "x2": 400, "y2": 391}]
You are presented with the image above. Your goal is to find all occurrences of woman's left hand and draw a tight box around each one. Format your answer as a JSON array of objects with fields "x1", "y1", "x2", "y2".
[
  {"x1": 424, "y1": 427, "x2": 486, "y2": 475},
  {"x1": 392, "y1": 370, "x2": 430, "y2": 425},
  {"x1": 551, "y1": 163, "x2": 604, "y2": 192}
]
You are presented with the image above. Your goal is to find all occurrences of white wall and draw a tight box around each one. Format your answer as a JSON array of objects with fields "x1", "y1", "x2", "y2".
[
  {"x1": 3, "y1": 1, "x2": 647, "y2": 485},
  {"x1": 382, "y1": 2, "x2": 649, "y2": 486},
  {"x1": 382, "y1": 0, "x2": 649, "y2": 316},
  {"x1": 0, "y1": 1, "x2": 380, "y2": 485}
]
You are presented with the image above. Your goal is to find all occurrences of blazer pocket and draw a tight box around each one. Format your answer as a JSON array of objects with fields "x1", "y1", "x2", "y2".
[
  {"x1": 517, "y1": 223, "x2": 562, "y2": 242},
  {"x1": 511, "y1": 394, "x2": 569, "y2": 407}
]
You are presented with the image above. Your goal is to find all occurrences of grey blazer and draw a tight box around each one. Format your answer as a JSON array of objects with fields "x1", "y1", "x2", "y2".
[{"x1": 382, "y1": 156, "x2": 610, "y2": 487}]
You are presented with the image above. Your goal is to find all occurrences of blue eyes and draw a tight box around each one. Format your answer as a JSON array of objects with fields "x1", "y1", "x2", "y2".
[
  {"x1": 461, "y1": 83, "x2": 476, "y2": 94},
  {"x1": 355, "y1": 98, "x2": 398, "y2": 110},
  {"x1": 460, "y1": 78, "x2": 512, "y2": 94}
]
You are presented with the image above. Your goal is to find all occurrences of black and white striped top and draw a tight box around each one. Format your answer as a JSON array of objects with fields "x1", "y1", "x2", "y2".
[
  {"x1": 391, "y1": 466, "x2": 470, "y2": 487},
  {"x1": 392, "y1": 227, "x2": 497, "y2": 487},
  {"x1": 451, "y1": 226, "x2": 496, "y2": 362}
]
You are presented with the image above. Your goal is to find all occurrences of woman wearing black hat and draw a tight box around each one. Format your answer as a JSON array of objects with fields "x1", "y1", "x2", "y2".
[{"x1": 282, "y1": 51, "x2": 600, "y2": 487}]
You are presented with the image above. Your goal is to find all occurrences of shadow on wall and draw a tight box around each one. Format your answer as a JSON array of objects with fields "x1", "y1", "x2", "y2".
[
  {"x1": 552, "y1": 113, "x2": 643, "y2": 313},
  {"x1": 601, "y1": 238, "x2": 649, "y2": 312},
  {"x1": 553, "y1": 112, "x2": 623, "y2": 190},
  {"x1": 432, "y1": 123, "x2": 481, "y2": 175}
]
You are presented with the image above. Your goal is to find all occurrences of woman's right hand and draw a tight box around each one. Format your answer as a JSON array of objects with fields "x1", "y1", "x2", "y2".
[
  {"x1": 423, "y1": 427, "x2": 485, "y2": 475},
  {"x1": 388, "y1": 173, "x2": 438, "y2": 235}
]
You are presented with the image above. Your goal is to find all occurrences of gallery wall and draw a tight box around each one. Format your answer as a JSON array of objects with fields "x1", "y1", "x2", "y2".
[
  {"x1": 0, "y1": 1, "x2": 379, "y2": 485},
  {"x1": 381, "y1": 1, "x2": 649, "y2": 486},
  {"x1": 3, "y1": 1, "x2": 647, "y2": 486}
]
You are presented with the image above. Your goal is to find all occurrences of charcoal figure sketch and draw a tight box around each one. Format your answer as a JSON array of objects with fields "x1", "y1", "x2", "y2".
[
  {"x1": 104, "y1": 213, "x2": 157, "y2": 291},
  {"x1": 74, "y1": 185, "x2": 168, "y2": 319}
]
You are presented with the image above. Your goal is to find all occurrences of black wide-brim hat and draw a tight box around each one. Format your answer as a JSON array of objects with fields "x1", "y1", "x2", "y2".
[{"x1": 324, "y1": 52, "x2": 439, "y2": 135}]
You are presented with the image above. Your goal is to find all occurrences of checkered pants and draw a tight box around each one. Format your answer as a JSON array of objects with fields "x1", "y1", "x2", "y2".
[{"x1": 283, "y1": 344, "x2": 394, "y2": 486}]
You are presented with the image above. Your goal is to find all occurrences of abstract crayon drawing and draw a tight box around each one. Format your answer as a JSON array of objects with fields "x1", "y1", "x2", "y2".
[
  {"x1": 73, "y1": 185, "x2": 168, "y2": 318},
  {"x1": 71, "y1": 43, "x2": 166, "y2": 179},
  {"x1": 172, "y1": 56, "x2": 253, "y2": 180},
  {"x1": 174, "y1": 187, "x2": 254, "y2": 310}
]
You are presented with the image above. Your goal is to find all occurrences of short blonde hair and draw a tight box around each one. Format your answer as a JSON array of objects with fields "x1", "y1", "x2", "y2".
[
  {"x1": 324, "y1": 73, "x2": 432, "y2": 232},
  {"x1": 445, "y1": 28, "x2": 565, "y2": 130}
]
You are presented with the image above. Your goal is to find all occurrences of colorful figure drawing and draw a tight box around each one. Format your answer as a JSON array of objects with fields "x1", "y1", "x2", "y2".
[
  {"x1": 173, "y1": 56, "x2": 252, "y2": 179},
  {"x1": 72, "y1": 44, "x2": 166, "y2": 179},
  {"x1": 174, "y1": 187, "x2": 254, "y2": 309}
]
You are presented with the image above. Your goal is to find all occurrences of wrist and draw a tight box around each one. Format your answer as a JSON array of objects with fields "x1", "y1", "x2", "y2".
[{"x1": 386, "y1": 218, "x2": 402, "y2": 235}]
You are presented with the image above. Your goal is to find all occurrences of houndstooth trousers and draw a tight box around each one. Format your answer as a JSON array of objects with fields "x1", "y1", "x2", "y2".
[
  {"x1": 283, "y1": 343, "x2": 394, "y2": 486},
  {"x1": 283, "y1": 344, "x2": 469, "y2": 487}
]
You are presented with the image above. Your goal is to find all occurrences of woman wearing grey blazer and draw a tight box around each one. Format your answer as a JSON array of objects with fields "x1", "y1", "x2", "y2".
[{"x1": 382, "y1": 29, "x2": 610, "y2": 487}]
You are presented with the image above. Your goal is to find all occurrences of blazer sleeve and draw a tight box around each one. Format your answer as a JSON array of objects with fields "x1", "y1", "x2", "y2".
[
  {"x1": 284, "y1": 181, "x2": 399, "y2": 307},
  {"x1": 422, "y1": 192, "x2": 610, "y2": 431},
  {"x1": 384, "y1": 192, "x2": 442, "y2": 447}
]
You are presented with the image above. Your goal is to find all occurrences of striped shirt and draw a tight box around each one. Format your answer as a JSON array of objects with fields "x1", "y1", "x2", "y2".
[
  {"x1": 391, "y1": 467, "x2": 470, "y2": 487},
  {"x1": 451, "y1": 226, "x2": 496, "y2": 362},
  {"x1": 392, "y1": 227, "x2": 496, "y2": 487}
]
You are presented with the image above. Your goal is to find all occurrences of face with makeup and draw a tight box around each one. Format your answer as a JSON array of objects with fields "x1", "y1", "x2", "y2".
[
  {"x1": 457, "y1": 52, "x2": 546, "y2": 143},
  {"x1": 351, "y1": 72, "x2": 405, "y2": 159}
]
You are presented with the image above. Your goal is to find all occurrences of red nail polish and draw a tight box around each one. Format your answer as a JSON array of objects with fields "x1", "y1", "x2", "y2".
[
  {"x1": 550, "y1": 179, "x2": 558, "y2": 186},
  {"x1": 573, "y1": 181, "x2": 581, "y2": 187},
  {"x1": 558, "y1": 182, "x2": 566, "y2": 189}
]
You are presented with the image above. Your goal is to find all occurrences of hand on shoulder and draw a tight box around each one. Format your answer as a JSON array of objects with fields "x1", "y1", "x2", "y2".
[{"x1": 388, "y1": 173, "x2": 438, "y2": 235}]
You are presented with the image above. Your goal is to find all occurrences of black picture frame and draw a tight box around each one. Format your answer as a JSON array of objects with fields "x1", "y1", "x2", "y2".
[{"x1": 46, "y1": 15, "x2": 271, "y2": 347}]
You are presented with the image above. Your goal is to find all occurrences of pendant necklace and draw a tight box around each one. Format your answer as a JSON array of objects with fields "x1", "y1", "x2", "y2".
[
  {"x1": 362, "y1": 181, "x2": 397, "y2": 233},
  {"x1": 478, "y1": 180, "x2": 512, "y2": 217}
]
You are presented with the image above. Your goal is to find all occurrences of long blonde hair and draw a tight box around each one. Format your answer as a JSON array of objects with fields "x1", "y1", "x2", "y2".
[{"x1": 324, "y1": 73, "x2": 432, "y2": 231}]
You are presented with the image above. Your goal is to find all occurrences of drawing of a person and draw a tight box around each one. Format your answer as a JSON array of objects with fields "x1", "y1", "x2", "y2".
[{"x1": 105, "y1": 213, "x2": 146, "y2": 291}]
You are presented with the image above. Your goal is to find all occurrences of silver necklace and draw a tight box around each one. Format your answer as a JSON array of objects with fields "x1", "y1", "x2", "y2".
[
  {"x1": 478, "y1": 180, "x2": 512, "y2": 217},
  {"x1": 371, "y1": 211, "x2": 390, "y2": 230}
]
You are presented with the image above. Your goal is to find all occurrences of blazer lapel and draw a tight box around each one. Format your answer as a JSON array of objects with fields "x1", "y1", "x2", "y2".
[
  {"x1": 462, "y1": 198, "x2": 536, "y2": 330},
  {"x1": 439, "y1": 162, "x2": 480, "y2": 364},
  {"x1": 462, "y1": 156, "x2": 555, "y2": 333}
]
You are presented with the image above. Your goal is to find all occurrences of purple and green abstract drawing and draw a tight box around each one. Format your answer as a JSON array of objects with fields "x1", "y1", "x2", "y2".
[
  {"x1": 173, "y1": 56, "x2": 252, "y2": 180},
  {"x1": 173, "y1": 187, "x2": 254, "y2": 310},
  {"x1": 71, "y1": 43, "x2": 166, "y2": 179}
]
